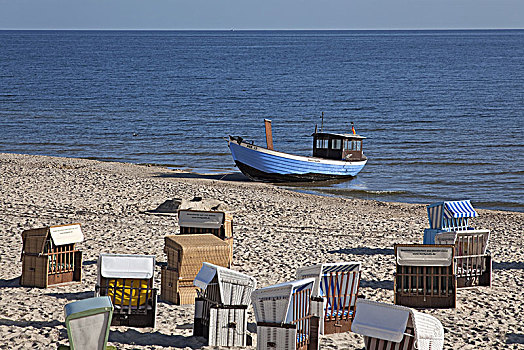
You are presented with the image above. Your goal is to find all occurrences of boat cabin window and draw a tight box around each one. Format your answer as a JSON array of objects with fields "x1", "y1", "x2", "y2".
[
  {"x1": 332, "y1": 139, "x2": 342, "y2": 150},
  {"x1": 316, "y1": 138, "x2": 328, "y2": 149},
  {"x1": 344, "y1": 140, "x2": 361, "y2": 151}
]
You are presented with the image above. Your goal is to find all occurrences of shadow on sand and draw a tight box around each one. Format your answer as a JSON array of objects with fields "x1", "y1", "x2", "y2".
[
  {"x1": 45, "y1": 291, "x2": 94, "y2": 301},
  {"x1": 109, "y1": 329, "x2": 204, "y2": 349},
  {"x1": 506, "y1": 333, "x2": 524, "y2": 344},
  {"x1": 493, "y1": 261, "x2": 524, "y2": 270},
  {"x1": 359, "y1": 279, "x2": 394, "y2": 290},
  {"x1": 0, "y1": 277, "x2": 22, "y2": 288},
  {"x1": 155, "y1": 171, "x2": 251, "y2": 182},
  {"x1": 329, "y1": 247, "x2": 394, "y2": 256}
]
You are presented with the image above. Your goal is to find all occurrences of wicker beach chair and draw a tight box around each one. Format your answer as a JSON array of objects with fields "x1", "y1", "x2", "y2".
[
  {"x1": 296, "y1": 262, "x2": 361, "y2": 334},
  {"x1": 394, "y1": 244, "x2": 456, "y2": 308},
  {"x1": 423, "y1": 200, "x2": 478, "y2": 244},
  {"x1": 435, "y1": 230, "x2": 491, "y2": 288},
  {"x1": 95, "y1": 254, "x2": 157, "y2": 328},
  {"x1": 178, "y1": 209, "x2": 234, "y2": 265},
  {"x1": 352, "y1": 299, "x2": 444, "y2": 350},
  {"x1": 251, "y1": 278, "x2": 320, "y2": 350},
  {"x1": 20, "y1": 223, "x2": 83, "y2": 288},
  {"x1": 62, "y1": 296, "x2": 113, "y2": 350},
  {"x1": 193, "y1": 262, "x2": 257, "y2": 347}
]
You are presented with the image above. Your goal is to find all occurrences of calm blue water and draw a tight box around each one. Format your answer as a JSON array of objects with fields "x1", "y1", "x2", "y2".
[{"x1": 0, "y1": 30, "x2": 523, "y2": 212}]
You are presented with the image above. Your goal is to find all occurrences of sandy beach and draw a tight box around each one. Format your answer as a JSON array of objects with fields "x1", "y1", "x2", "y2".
[{"x1": 0, "y1": 152, "x2": 523, "y2": 349}]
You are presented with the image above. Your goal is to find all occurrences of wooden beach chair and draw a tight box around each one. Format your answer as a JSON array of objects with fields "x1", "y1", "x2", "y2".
[
  {"x1": 193, "y1": 262, "x2": 257, "y2": 347},
  {"x1": 296, "y1": 262, "x2": 361, "y2": 334},
  {"x1": 20, "y1": 223, "x2": 83, "y2": 288},
  {"x1": 162, "y1": 234, "x2": 231, "y2": 305},
  {"x1": 95, "y1": 254, "x2": 157, "y2": 328},
  {"x1": 435, "y1": 230, "x2": 492, "y2": 288},
  {"x1": 394, "y1": 244, "x2": 456, "y2": 308},
  {"x1": 251, "y1": 278, "x2": 320, "y2": 350},
  {"x1": 423, "y1": 200, "x2": 478, "y2": 244},
  {"x1": 178, "y1": 209, "x2": 234, "y2": 265},
  {"x1": 352, "y1": 299, "x2": 444, "y2": 350},
  {"x1": 62, "y1": 296, "x2": 113, "y2": 350}
]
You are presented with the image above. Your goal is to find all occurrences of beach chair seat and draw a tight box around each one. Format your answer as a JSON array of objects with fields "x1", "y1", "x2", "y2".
[
  {"x1": 95, "y1": 254, "x2": 157, "y2": 328},
  {"x1": 352, "y1": 299, "x2": 444, "y2": 350},
  {"x1": 435, "y1": 229, "x2": 492, "y2": 288},
  {"x1": 20, "y1": 224, "x2": 83, "y2": 288},
  {"x1": 63, "y1": 296, "x2": 113, "y2": 350},
  {"x1": 251, "y1": 278, "x2": 320, "y2": 350},
  {"x1": 297, "y1": 262, "x2": 361, "y2": 334},
  {"x1": 394, "y1": 244, "x2": 456, "y2": 308},
  {"x1": 193, "y1": 262, "x2": 256, "y2": 347}
]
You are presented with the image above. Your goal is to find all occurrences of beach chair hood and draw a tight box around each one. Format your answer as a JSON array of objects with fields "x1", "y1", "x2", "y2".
[
  {"x1": 251, "y1": 278, "x2": 315, "y2": 324},
  {"x1": 296, "y1": 262, "x2": 360, "y2": 297},
  {"x1": 178, "y1": 210, "x2": 225, "y2": 229},
  {"x1": 98, "y1": 254, "x2": 155, "y2": 280},
  {"x1": 352, "y1": 299, "x2": 444, "y2": 349},
  {"x1": 193, "y1": 262, "x2": 256, "y2": 305}
]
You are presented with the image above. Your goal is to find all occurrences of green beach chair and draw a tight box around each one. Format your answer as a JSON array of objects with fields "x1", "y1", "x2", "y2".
[{"x1": 61, "y1": 296, "x2": 114, "y2": 350}]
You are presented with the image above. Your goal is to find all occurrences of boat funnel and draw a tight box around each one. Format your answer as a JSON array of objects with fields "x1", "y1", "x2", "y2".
[{"x1": 264, "y1": 119, "x2": 274, "y2": 150}]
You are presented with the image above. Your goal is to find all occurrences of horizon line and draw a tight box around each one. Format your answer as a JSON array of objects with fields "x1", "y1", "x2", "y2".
[{"x1": 1, "y1": 28, "x2": 523, "y2": 31}]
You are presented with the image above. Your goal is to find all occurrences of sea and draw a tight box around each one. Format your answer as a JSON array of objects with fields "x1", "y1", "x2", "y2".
[{"x1": 0, "y1": 30, "x2": 522, "y2": 212}]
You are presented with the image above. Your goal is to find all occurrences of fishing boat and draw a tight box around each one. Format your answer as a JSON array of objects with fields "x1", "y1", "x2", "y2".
[{"x1": 227, "y1": 118, "x2": 367, "y2": 182}]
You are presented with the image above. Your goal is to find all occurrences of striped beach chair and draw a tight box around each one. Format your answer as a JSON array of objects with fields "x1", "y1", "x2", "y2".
[
  {"x1": 95, "y1": 254, "x2": 157, "y2": 328},
  {"x1": 423, "y1": 200, "x2": 478, "y2": 244},
  {"x1": 193, "y1": 262, "x2": 256, "y2": 347},
  {"x1": 251, "y1": 278, "x2": 320, "y2": 350},
  {"x1": 352, "y1": 299, "x2": 444, "y2": 350},
  {"x1": 296, "y1": 262, "x2": 361, "y2": 334}
]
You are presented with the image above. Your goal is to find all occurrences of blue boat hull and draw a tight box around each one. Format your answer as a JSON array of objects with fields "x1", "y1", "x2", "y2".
[{"x1": 228, "y1": 139, "x2": 367, "y2": 182}]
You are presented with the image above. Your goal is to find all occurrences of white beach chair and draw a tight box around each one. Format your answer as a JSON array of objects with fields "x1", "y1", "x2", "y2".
[
  {"x1": 423, "y1": 200, "x2": 478, "y2": 244},
  {"x1": 193, "y1": 262, "x2": 257, "y2": 347},
  {"x1": 95, "y1": 254, "x2": 157, "y2": 328},
  {"x1": 63, "y1": 296, "x2": 113, "y2": 350},
  {"x1": 296, "y1": 262, "x2": 361, "y2": 335},
  {"x1": 435, "y1": 229, "x2": 492, "y2": 288},
  {"x1": 251, "y1": 278, "x2": 320, "y2": 350},
  {"x1": 352, "y1": 299, "x2": 444, "y2": 350},
  {"x1": 394, "y1": 244, "x2": 456, "y2": 308}
]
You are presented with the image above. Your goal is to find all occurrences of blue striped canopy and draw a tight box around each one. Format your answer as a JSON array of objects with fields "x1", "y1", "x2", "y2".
[{"x1": 443, "y1": 200, "x2": 477, "y2": 219}]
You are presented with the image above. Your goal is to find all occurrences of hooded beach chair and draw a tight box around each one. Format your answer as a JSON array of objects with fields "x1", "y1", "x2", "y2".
[
  {"x1": 435, "y1": 229, "x2": 492, "y2": 288},
  {"x1": 62, "y1": 296, "x2": 113, "y2": 350},
  {"x1": 251, "y1": 278, "x2": 320, "y2": 350},
  {"x1": 423, "y1": 200, "x2": 478, "y2": 244},
  {"x1": 20, "y1": 223, "x2": 83, "y2": 288},
  {"x1": 352, "y1": 299, "x2": 444, "y2": 350},
  {"x1": 193, "y1": 262, "x2": 257, "y2": 347},
  {"x1": 394, "y1": 244, "x2": 456, "y2": 308},
  {"x1": 95, "y1": 254, "x2": 157, "y2": 328},
  {"x1": 296, "y1": 262, "x2": 361, "y2": 334},
  {"x1": 178, "y1": 209, "x2": 234, "y2": 265}
]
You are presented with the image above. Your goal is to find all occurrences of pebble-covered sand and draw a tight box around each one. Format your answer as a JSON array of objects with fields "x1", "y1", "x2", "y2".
[{"x1": 0, "y1": 153, "x2": 523, "y2": 349}]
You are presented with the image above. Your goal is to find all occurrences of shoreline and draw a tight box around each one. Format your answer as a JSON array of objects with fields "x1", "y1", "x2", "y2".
[
  {"x1": 1, "y1": 152, "x2": 523, "y2": 349},
  {"x1": 3, "y1": 151, "x2": 521, "y2": 214}
]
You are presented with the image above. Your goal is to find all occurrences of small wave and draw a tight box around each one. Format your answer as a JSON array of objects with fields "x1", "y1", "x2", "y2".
[{"x1": 317, "y1": 188, "x2": 409, "y2": 197}]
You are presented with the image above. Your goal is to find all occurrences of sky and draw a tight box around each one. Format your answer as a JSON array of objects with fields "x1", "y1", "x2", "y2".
[{"x1": 0, "y1": 0, "x2": 523, "y2": 30}]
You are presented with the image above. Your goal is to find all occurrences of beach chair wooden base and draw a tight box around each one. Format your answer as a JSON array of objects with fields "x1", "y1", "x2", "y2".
[
  {"x1": 21, "y1": 252, "x2": 82, "y2": 288},
  {"x1": 363, "y1": 327, "x2": 415, "y2": 350},
  {"x1": 456, "y1": 255, "x2": 492, "y2": 288},
  {"x1": 395, "y1": 295, "x2": 456, "y2": 309},
  {"x1": 96, "y1": 284, "x2": 158, "y2": 328},
  {"x1": 194, "y1": 298, "x2": 249, "y2": 346},
  {"x1": 256, "y1": 317, "x2": 319, "y2": 350},
  {"x1": 323, "y1": 318, "x2": 352, "y2": 334}
]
